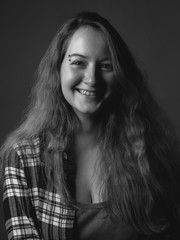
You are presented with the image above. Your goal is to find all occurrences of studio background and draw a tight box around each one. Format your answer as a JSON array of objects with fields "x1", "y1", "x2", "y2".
[{"x1": 0, "y1": 1, "x2": 180, "y2": 239}]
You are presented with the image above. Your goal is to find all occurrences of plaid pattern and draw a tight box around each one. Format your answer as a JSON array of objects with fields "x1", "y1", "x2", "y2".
[{"x1": 3, "y1": 137, "x2": 75, "y2": 240}]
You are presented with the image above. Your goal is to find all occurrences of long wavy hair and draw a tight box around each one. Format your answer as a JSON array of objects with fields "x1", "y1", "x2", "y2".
[{"x1": 1, "y1": 11, "x2": 180, "y2": 235}]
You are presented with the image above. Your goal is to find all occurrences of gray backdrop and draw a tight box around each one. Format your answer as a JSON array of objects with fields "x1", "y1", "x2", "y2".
[{"x1": 1, "y1": 1, "x2": 180, "y2": 239}]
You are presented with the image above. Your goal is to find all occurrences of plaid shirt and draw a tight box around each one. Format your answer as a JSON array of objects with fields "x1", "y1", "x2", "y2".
[
  {"x1": 3, "y1": 137, "x2": 180, "y2": 240},
  {"x1": 3, "y1": 137, "x2": 75, "y2": 240}
]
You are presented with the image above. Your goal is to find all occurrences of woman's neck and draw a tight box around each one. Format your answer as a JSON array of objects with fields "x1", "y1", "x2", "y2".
[
  {"x1": 71, "y1": 113, "x2": 100, "y2": 153},
  {"x1": 76, "y1": 112, "x2": 99, "y2": 135}
]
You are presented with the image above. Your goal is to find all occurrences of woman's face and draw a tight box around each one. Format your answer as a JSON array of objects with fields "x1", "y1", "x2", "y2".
[{"x1": 60, "y1": 27, "x2": 116, "y2": 118}]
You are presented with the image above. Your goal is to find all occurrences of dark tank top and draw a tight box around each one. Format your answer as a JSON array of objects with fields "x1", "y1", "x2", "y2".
[{"x1": 74, "y1": 201, "x2": 141, "y2": 240}]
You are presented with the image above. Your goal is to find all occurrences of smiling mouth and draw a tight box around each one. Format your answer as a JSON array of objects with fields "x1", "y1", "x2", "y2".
[{"x1": 76, "y1": 89, "x2": 98, "y2": 97}]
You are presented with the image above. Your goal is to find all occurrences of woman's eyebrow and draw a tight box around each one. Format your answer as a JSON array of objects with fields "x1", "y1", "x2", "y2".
[
  {"x1": 100, "y1": 57, "x2": 112, "y2": 61},
  {"x1": 68, "y1": 53, "x2": 87, "y2": 58},
  {"x1": 68, "y1": 53, "x2": 112, "y2": 61}
]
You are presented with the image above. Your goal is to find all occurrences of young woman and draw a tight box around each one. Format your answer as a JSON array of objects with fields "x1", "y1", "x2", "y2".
[{"x1": 1, "y1": 11, "x2": 180, "y2": 240}]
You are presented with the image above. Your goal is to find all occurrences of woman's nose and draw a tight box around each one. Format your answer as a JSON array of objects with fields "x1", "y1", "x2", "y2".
[{"x1": 83, "y1": 67, "x2": 97, "y2": 86}]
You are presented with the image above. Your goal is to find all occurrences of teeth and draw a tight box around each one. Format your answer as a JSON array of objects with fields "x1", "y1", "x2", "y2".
[{"x1": 78, "y1": 89, "x2": 96, "y2": 96}]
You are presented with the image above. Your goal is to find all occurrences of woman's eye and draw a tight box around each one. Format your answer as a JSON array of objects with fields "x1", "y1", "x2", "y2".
[
  {"x1": 71, "y1": 61, "x2": 86, "y2": 67},
  {"x1": 100, "y1": 63, "x2": 113, "y2": 71}
]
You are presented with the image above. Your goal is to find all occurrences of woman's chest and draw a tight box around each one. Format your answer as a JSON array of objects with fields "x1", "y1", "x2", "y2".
[{"x1": 74, "y1": 146, "x2": 104, "y2": 204}]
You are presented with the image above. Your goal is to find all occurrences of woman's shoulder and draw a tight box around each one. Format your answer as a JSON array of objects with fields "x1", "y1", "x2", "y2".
[
  {"x1": 11, "y1": 136, "x2": 42, "y2": 168},
  {"x1": 13, "y1": 136, "x2": 41, "y2": 154}
]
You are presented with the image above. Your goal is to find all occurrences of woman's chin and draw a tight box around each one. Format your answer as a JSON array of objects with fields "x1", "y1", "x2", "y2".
[{"x1": 73, "y1": 104, "x2": 102, "y2": 117}]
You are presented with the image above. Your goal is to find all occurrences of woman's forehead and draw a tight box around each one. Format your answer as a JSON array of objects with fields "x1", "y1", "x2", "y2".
[{"x1": 65, "y1": 27, "x2": 111, "y2": 59}]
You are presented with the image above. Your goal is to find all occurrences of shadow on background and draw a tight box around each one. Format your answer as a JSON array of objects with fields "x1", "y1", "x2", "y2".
[{"x1": 1, "y1": 1, "x2": 180, "y2": 238}]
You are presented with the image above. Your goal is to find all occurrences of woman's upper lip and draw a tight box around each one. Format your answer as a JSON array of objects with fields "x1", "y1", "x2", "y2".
[{"x1": 76, "y1": 88, "x2": 98, "y2": 92}]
